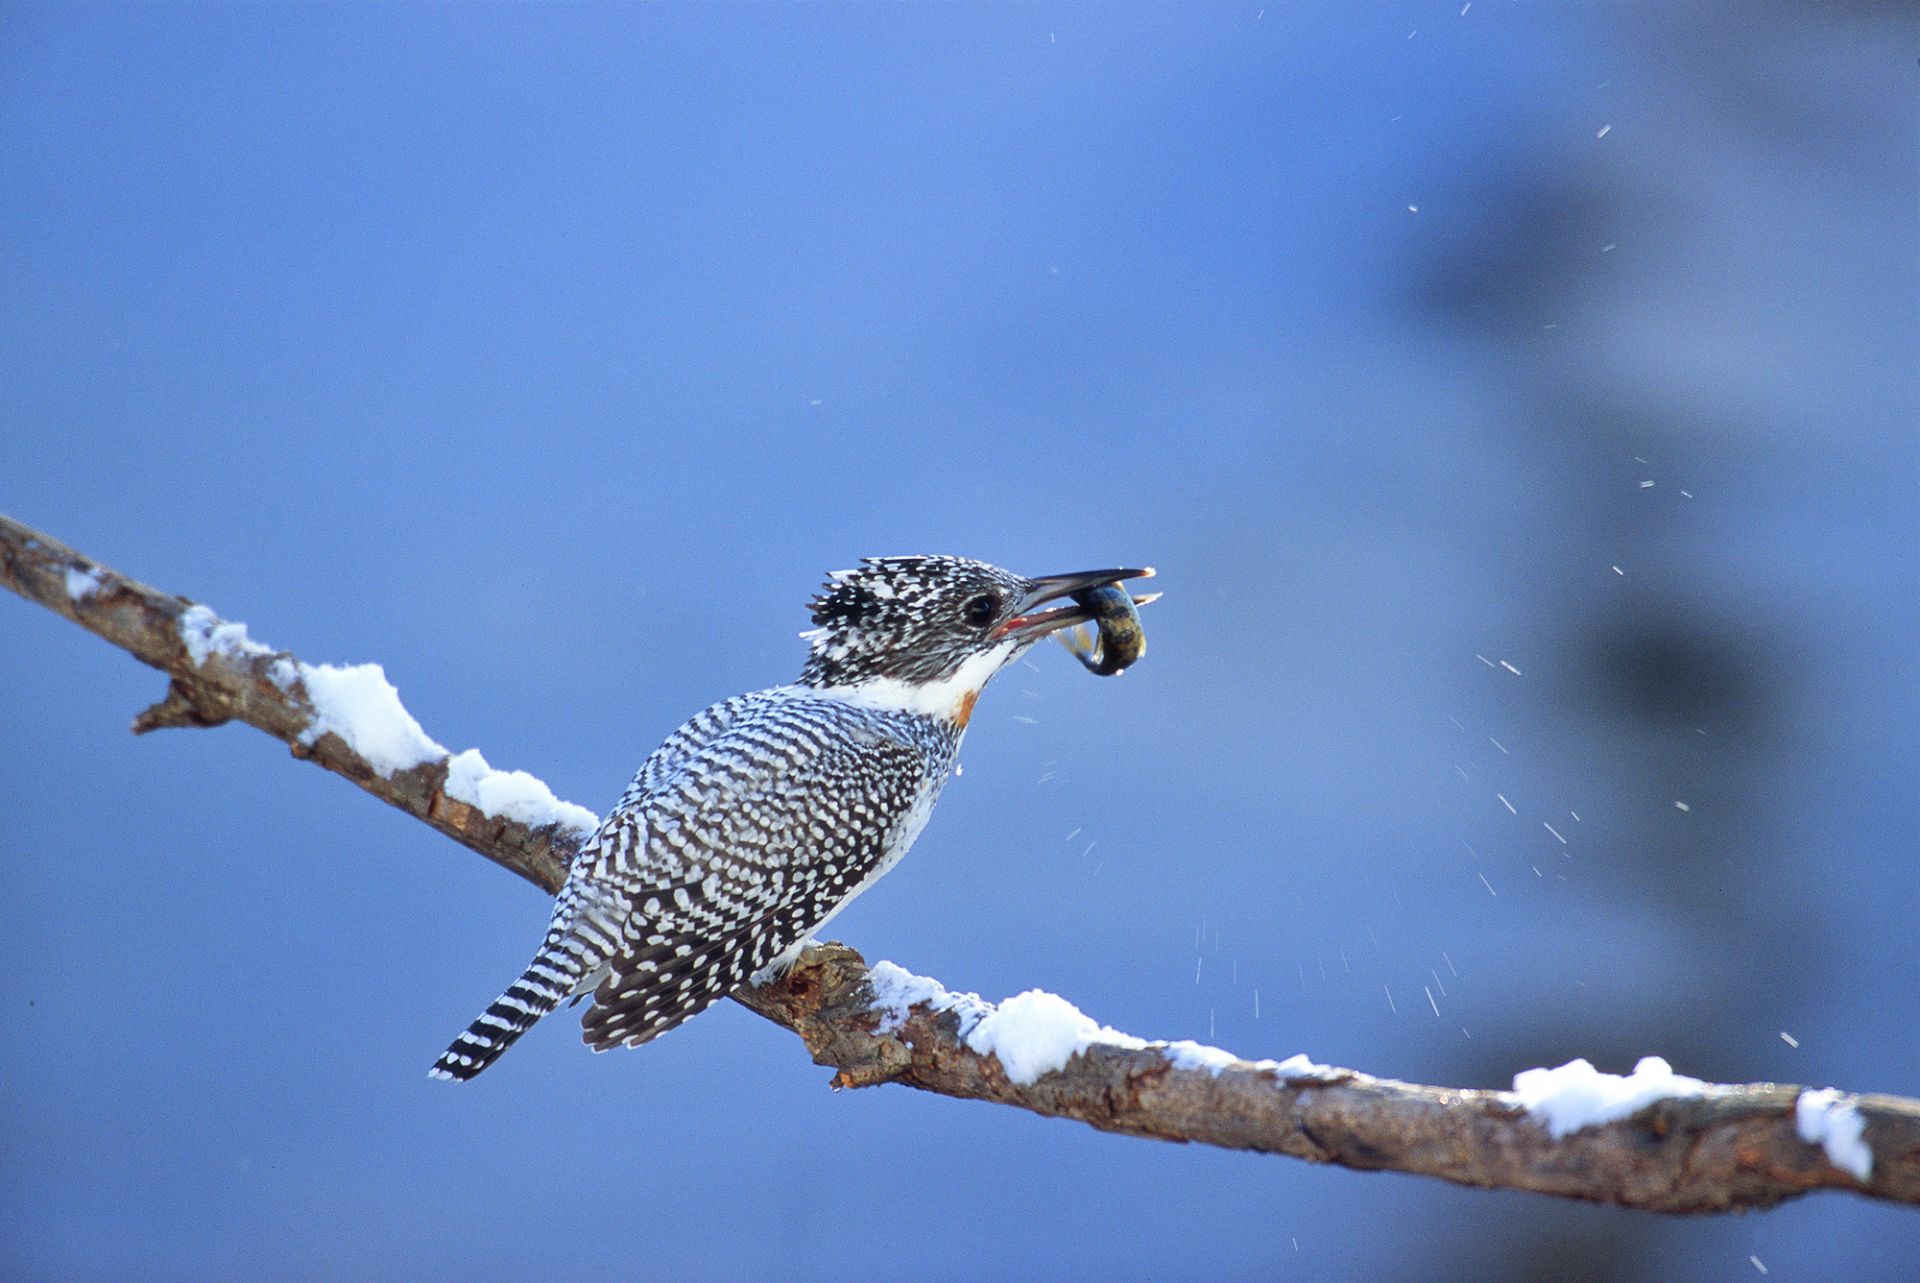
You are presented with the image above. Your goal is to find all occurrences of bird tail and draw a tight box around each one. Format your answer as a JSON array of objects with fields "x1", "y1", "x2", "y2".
[{"x1": 429, "y1": 930, "x2": 594, "y2": 1082}]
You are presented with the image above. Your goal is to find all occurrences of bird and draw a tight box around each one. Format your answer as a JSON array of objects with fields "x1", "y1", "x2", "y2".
[{"x1": 431, "y1": 555, "x2": 1154, "y2": 1080}]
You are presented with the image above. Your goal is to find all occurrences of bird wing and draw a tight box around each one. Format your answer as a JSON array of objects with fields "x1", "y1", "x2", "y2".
[
  {"x1": 578, "y1": 702, "x2": 934, "y2": 1051},
  {"x1": 606, "y1": 691, "x2": 761, "y2": 811}
]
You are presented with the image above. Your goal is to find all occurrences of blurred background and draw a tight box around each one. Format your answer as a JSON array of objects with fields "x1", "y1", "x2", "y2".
[{"x1": 3, "y1": 3, "x2": 1915, "y2": 1279}]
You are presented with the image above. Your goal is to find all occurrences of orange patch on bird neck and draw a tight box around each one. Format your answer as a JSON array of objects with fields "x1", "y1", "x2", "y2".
[{"x1": 953, "y1": 689, "x2": 980, "y2": 728}]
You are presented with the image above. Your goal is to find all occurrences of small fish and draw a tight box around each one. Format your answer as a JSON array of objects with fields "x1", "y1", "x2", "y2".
[{"x1": 1057, "y1": 583, "x2": 1156, "y2": 676}]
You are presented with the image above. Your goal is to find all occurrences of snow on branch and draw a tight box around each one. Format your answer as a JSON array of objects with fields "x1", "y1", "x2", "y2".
[
  {"x1": 0, "y1": 513, "x2": 592, "y2": 892},
  {"x1": 4, "y1": 512, "x2": 1916, "y2": 1215}
]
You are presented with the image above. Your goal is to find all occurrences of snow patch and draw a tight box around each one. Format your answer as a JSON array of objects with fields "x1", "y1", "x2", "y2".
[
  {"x1": 65, "y1": 565, "x2": 105, "y2": 601},
  {"x1": 865, "y1": 961, "x2": 1330, "y2": 1087},
  {"x1": 865, "y1": 962, "x2": 991, "y2": 1036},
  {"x1": 167, "y1": 608, "x2": 590, "y2": 825},
  {"x1": 444, "y1": 748, "x2": 598, "y2": 836},
  {"x1": 1271, "y1": 1052, "x2": 1341, "y2": 1081},
  {"x1": 1796, "y1": 1088, "x2": 1872, "y2": 1181},
  {"x1": 1512, "y1": 1056, "x2": 1716, "y2": 1138},
  {"x1": 178, "y1": 604, "x2": 272, "y2": 666},
  {"x1": 1162, "y1": 1042, "x2": 1338, "y2": 1080},
  {"x1": 1163, "y1": 1039, "x2": 1241, "y2": 1076},
  {"x1": 967, "y1": 990, "x2": 1149, "y2": 1085},
  {"x1": 295, "y1": 661, "x2": 447, "y2": 777}
]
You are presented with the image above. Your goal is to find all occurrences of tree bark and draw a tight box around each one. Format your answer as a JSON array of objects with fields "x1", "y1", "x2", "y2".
[{"x1": 5, "y1": 511, "x2": 1915, "y2": 1215}]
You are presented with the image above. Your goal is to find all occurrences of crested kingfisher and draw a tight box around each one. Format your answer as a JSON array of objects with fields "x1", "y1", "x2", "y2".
[{"x1": 432, "y1": 556, "x2": 1153, "y2": 1080}]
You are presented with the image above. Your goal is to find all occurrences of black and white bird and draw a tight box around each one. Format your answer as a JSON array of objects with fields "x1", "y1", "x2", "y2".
[{"x1": 431, "y1": 555, "x2": 1153, "y2": 1080}]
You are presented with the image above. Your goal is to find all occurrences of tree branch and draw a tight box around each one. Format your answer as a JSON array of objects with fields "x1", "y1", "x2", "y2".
[{"x1": 5, "y1": 511, "x2": 1915, "y2": 1214}]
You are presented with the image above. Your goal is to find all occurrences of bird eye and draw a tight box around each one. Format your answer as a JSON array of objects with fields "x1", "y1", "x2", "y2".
[{"x1": 963, "y1": 594, "x2": 1001, "y2": 627}]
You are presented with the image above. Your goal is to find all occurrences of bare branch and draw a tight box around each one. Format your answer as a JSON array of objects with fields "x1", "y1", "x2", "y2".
[{"x1": 5, "y1": 511, "x2": 1915, "y2": 1214}]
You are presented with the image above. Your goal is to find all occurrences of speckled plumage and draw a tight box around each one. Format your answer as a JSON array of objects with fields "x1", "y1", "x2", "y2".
[{"x1": 432, "y1": 555, "x2": 1147, "y2": 1080}]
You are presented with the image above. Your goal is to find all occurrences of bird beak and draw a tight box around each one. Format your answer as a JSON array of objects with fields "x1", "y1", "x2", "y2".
[{"x1": 995, "y1": 567, "x2": 1157, "y2": 642}]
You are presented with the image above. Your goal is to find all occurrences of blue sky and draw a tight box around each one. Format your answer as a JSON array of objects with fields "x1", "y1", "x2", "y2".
[{"x1": 3, "y1": 4, "x2": 1915, "y2": 1279}]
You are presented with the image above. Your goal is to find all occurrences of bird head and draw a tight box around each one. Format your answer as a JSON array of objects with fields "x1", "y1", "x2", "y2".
[{"x1": 798, "y1": 556, "x2": 1153, "y2": 719}]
